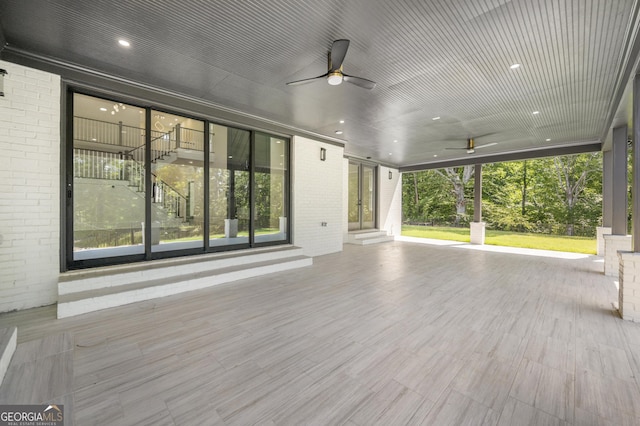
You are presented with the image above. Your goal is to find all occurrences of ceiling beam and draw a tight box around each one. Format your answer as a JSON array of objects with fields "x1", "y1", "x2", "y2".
[{"x1": 400, "y1": 141, "x2": 602, "y2": 172}]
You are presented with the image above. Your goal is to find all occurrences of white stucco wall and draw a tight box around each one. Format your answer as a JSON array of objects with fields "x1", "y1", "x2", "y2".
[
  {"x1": 0, "y1": 60, "x2": 61, "y2": 312},
  {"x1": 292, "y1": 136, "x2": 344, "y2": 256}
]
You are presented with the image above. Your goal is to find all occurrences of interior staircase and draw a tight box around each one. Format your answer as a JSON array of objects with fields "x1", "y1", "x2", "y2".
[
  {"x1": 345, "y1": 229, "x2": 394, "y2": 245},
  {"x1": 58, "y1": 245, "x2": 311, "y2": 318}
]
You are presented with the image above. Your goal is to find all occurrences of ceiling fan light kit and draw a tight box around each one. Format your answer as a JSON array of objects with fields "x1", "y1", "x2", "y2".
[{"x1": 327, "y1": 71, "x2": 343, "y2": 85}]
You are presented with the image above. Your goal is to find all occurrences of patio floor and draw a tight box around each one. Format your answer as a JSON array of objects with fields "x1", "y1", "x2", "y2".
[{"x1": 1, "y1": 240, "x2": 639, "y2": 425}]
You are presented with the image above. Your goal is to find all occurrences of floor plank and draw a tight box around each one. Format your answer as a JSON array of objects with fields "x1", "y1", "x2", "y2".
[{"x1": 1, "y1": 241, "x2": 639, "y2": 424}]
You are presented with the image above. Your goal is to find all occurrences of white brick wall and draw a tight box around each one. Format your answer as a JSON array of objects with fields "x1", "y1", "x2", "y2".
[
  {"x1": 604, "y1": 234, "x2": 632, "y2": 277},
  {"x1": 0, "y1": 60, "x2": 61, "y2": 312},
  {"x1": 618, "y1": 251, "x2": 640, "y2": 322},
  {"x1": 378, "y1": 166, "x2": 402, "y2": 236},
  {"x1": 292, "y1": 136, "x2": 344, "y2": 257}
]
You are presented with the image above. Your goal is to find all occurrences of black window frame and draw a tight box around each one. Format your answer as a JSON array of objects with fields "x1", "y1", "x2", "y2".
[{"x1": 64, "y1": 88, "x2": 291, "y2": 270}]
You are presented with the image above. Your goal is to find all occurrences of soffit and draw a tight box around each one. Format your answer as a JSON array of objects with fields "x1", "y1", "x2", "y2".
[{"x1": 0, "y1": 0, "x2": 638, "y2": 167}]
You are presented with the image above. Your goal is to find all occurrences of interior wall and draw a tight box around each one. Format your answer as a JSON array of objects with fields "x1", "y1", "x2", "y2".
[
  {"x1": 0, "y1": 60, "x2": 61, "y2": 312},
  {"x1": 292, "y1": 136, "x2": 344, "y2": 256}
]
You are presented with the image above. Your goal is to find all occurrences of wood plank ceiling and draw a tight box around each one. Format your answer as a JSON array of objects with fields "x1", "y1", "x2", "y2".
[{"x1": 0, "y1": 0, "x2": 638, "y2": 168}]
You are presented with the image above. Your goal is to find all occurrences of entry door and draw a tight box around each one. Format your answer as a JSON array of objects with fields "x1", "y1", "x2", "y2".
[{"x1": 348, "y1": 162, "x2": 376, "y2": 231}]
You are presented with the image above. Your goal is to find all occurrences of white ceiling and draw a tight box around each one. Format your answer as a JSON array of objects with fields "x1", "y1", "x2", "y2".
[{"x1": 1, "y1": 0, "x2": 639, "y2": 168}]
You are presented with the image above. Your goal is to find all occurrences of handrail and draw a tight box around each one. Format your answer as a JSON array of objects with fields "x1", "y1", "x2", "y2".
[{"x1": 73, "y1": 148, "x2": 188, "y2": 219}]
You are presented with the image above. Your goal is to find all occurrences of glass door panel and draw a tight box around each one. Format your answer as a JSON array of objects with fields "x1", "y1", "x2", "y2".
[
  {"x1": 209, "y1": 124, "x2": 250, "y2": 247},
  {"x1": 348, "y1": 161, "x2": 376, "y2": 231},
  {"x1": 72, "y1": 94, "x2": 146, "y2": 261},
  {"x1": 362, "y1": 165, "x2": 376, "y2": 229},
  {"x1": 150, "y1": 111, "x2": 204, "y2": 253},
  {"x1": 348, "y1": 163, "x2": 361, "y2": 231},
  {"x1": 254, "y1": 133, "x2": 289, "y2": 244}
]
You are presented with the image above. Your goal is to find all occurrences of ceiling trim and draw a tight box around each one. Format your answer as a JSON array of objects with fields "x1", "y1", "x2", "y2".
[
  {"x1": 0, "y1": 46, "x2": 346, "y2": 148},
  {"x1": 600, "y1": 0, "x2": 640, "y2": 142},
  {"x1": 343, "y1": 154, "x2": 396, "y2": 169},
  {"x1": 399, "y1": 141, "x2": 602, "y2": 172}
]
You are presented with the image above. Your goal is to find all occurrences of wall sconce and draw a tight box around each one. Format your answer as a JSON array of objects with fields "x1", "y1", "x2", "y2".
[
  {"x1": 320, "y1": 147, "x2": 326, "y2": 161},
  {"x1": 0, "y1": 69, "x2": 6, "y2": 97},
  {"x1": 388, "y1": 170, "x2": 393, "y2": 180}
]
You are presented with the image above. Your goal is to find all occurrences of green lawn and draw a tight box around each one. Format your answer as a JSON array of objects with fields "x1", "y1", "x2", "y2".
[{"x1": 402, "y1": 225, "x2": 596, "y2": 254}]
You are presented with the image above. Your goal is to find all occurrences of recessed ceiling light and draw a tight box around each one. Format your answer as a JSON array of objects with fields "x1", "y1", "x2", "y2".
[
  {"x1": 99, "y1": 107, "x2": 107, "y2": 111},
  {"x1": 432, "y1": 116, "x2": 441, "y2": 120},
  {"x1": 339, "y1": 120, "x2": 345, "y2": 124},
  {"x1": 388, "y1": 152, "x2": 392, "y2": 156},
  {"x1": 510, "y1": 63, "x2": 521, "y2": 69},
  {"x1": 335, "y1": 130, "x2": 343, "y2": 135},
  {"x1": 545, "y1": 138, "x2": 551, "y2": 142},
  {"x1": 433, "y1": 154, "x2": 438, "y2": 158},
  {"x1": 532, "y1": 111, "x2": 540, "y2": 115},
  {"x1": 393, "y1": 139, "x2": 398, "y2": 143},
  {"x1": 91, "y1": 138, "x2": 97, "y2": 141},
  {"x1": 118, "y1": 39, "x2": 130, "y2": 47}
]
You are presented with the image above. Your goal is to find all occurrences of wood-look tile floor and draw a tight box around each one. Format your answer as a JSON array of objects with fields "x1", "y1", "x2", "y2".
[{"x1": 1, "y1": 241, "x2": 640, "y2": 425}]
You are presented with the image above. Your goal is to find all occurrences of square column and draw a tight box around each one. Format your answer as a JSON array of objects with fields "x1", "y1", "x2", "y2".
[
  {"x1": 604, "y1": 234, "x2": 632, "y2": 277},
  {"x1": 596, "y1": 226, "x2": 612, "y2": 256},
  {"x1": 617, "y1": 251, "x2": 640, "y2": 322},
  {"x1": 470, "y1": 222, "x2": 486, "y2": 245}
]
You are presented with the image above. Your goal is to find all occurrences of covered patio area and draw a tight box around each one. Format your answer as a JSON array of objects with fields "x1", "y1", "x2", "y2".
[{"x1": 1, "y1": 240, "x2": 638, "y2": 425}]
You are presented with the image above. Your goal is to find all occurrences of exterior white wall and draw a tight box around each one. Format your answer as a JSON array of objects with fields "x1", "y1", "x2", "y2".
[
  {"x1": 292, "y1": 136, "x2": 344, "y2": 256},
  {"x1": 378, "y1": 166, "x2": 402, "y2": 236},
  {"x1": 343, "y1": 159, "x2": 350, "y2": 237},
  {"x1": 0, "y1": 60, "x2": 61, "y2": 312}
]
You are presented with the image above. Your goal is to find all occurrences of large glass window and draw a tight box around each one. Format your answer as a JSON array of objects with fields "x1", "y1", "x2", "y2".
[
  {"x1": 209, "y1": 124, "x2": 250, "y2": 247},
  {"x1": 68, "y1": 93, "x2": 290, "y2": 268},
  {"x1": 254, "y1": 132, "x2": 289, "y2": 243},
  {"x1": 72, "y1": 94, "x2": 146, "y2": 260},
  {"x1": 150, "y1": 111, "x2": 205, "y2": 253}
]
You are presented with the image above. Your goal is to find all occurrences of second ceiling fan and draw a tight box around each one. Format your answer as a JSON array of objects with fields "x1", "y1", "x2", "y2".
[
  {"x1": 286, "y1": 39, "x2": 376, "y2": 89},
  {"x1": 446, "y1": 137, "x2": 497, "y2": 154}
]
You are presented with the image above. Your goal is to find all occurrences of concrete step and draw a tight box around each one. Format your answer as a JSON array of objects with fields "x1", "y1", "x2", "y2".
[
  {"x1": 58, "y1": 246, "x2": 312, "y2": 318},
  {"x1": 0, "y1": 327, "x2": 17, "y2": 387},
  {"x1": 346, "y1": 230, "x2": 394, "y2": 245}
]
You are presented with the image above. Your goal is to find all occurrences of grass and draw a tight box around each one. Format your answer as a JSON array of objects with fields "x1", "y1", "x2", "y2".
[{"x1": 402, "y1": 225, "x2": 596, "y2": 254}]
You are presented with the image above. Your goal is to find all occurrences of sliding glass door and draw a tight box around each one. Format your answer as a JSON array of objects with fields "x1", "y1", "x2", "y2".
[{"x1": 68, "y1": 92, "x2": 290, "y2": 269}]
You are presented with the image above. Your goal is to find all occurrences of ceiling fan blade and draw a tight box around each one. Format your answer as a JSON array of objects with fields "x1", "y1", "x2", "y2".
[
  {"x1": 286, "y1": 72, "x2": 329, "y2": 86},
  {"x1": 474, "y1": 142, "x2": 498, "y2": 149},
  {"x1": 330, "y1": 39, "x2": 350, "y2": 71},
  {"x1": 343, "y1": 74, "x2": 376, "y2": 89}
]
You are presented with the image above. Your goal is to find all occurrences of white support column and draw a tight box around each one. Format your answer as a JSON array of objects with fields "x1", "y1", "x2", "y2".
[
  {"x1": 470, "y1": 164, "x2": 485, "y2": 245},
  {"x1": 617, "y1": 72, "x2": 640, "y2": 321},
  {"x1": 597, "y1": 150, "x2": 613, "y2": 256},
  {"x1": 605, "y1": 126, "x2": 630, "y2": 276}
]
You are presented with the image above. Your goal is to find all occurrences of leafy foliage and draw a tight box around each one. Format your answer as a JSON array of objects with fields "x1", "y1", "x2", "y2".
[{"x1": 402, "y1": 153, "x2": 603, "y2": 236}]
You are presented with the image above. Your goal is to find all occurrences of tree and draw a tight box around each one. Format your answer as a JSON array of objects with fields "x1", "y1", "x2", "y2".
[
  {"x1": 434, "y1": 165, "x2": 475, "y2": 226},
  {"x1": 551, "y1": 153, "x2": 601, "y2": 235}
]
